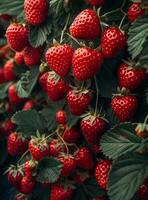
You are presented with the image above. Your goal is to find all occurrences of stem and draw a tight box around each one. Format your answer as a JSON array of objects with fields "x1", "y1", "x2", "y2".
[
  {"x1": 17, "y1": 150, "x2": 29, "y2": 164},
  {"x1": 80, "y1": 82, "x2": 85, "y2": 91},
  {"x1": 40, "y1": 131, "x2": 56, "y2": 144},
  {"x1": 144, "y1": 115, "x2": 148, "y2": 125},
  {"x1": 60, "y1": 14, "x2": 70, "y2": 43},
  {"x1": 119, "y1": 13, "x2": 127, "y2": 29},
  {"x1": 94, "y1": 76, "x2": 99, "y2": 116},
  {"x1": 66, "y1": 33, "x2": 81, "y2": 46},
  {"x1": 56, "y1": 132, "x2": 69, "y2": 154},
  {"x1": 101, "y1": 8, "x2": 120, "y2": 17}
]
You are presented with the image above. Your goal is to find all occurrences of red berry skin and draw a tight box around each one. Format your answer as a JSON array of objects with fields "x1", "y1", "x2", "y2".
[
  {"x1": 15, "y1": 51, "x2": 25, "y2": 65},
  {"x1": 6, "y1": 23, "x2": 29, "y2": 52},
  {"x1": 49, "y1": 140, "x2": 66, "y2": 157},
  {"x1": 87, "y1": 0, "x2": 105, "y2": 6},
  {"x1": 50, "y1": 184, "x2": 74, "y2": 200},
  {"x1": 118, "y1": 63, "x2": 147, "y2": 91},
  {"x1": 101, "y1": 27, "x2": 127, "y2": 58},
  {"x1": 67, "y1": 89, "x2": 92, "y2": 116},
  {"x1": 20, "y1": 176, "x2": 35, "y2": 194},
  {"x1": 45, "y1": 44, "x2": 74, "y2": 77},
  {"x1": 58, "y1": 155, "x2": 76, "y2": 177},
  {"x1": 0, "y1": 45, "x2": 10, "y2": 59},
  {"x1": 137, "y1": 179, "x2": 148, "y2": 200},
  {"x1": 93, "y1": 197, "x2": 106, "y2": 200},
  {"x1": 23, "y1": 160, "x2": 36, "y2": 178},
  {"x1": 8, "y1": 84, "x2": 25, "y2": 105},
  {"x1": 39, "y1": 72, "x2": 48, "y2": 92},
  {"x1": 63, "y1": 128, "x2": 80, "y2": 144},
  {"x1": 72, "y1": 48, "x2": 103, "y2": 81},
  {"x1": 7, "y1": 170, "x2": 23, "y2": 189},
  {"x1": 111, "y1": 95, "x2": 138, "y2": 122},
  {"x1": 24, "y1": 0, "x2": 49, "y2": 26},
  {"x1": 75, "y1": 147, "x2": 94, "y2": 170},
  {"x1": 70, "y1": 9, "x2": 101, "y2": 40},
  {"x1": 23, "y1": 99, "x2": 35, "y2": 111},
  {"x1": 128, "y1": 3, "x2": 144, "y2": 23},
  {"x1": 23, "y1": 46, "x2": 43, "y2": 66},
  {"x1": 46, "y1": 75, "x2": 70, "y2": 101},
  {"x1": 4, "y1": 60, "x2": 15, "y2": 81},
  {"x1": 0, "y1": 68, "x2": 5, "y2": 83},
  {"x1": 56, "y1": 110, "x2": 67, "y2": 125},
  {"x1": 81, "y1": 116, "x2": 107, "y2": 145},
  {"x1": 95, "y1": 160, "x2": 112, "y2": 189},
  {"x1": 1, "y1": 119, "x2": 15, "y2": 136},
  {"x1": 7, "y1": 132, "x2": 28, "y2": 156}
]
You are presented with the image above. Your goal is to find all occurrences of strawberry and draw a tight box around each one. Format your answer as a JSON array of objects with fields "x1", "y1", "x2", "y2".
[
  {"x1": 50, "y1": 184, "x2": 74, "y2": 200},
  {"x1": 24, "y1": 0, "x2": 49, "y2": 26},
  {"x1": 0, "y1": 68, "x2": 5, "y2": 83},
  {"x1": 45, "y1": 44, "x2": 74, "y2": 77},
  {"x1": 81, "y1": 114, "x2": 107, "y2": 144},
  {"x1": 70, "y1": 9, "x2": 101, "y2": 40},
  {"x1": 67, "y1": 88, "x2": 92, "y2": 115},
  {"x1": 15, "y1": 193, "x2": 26, "y2": 200},
  {"x1": 29, "y1": 135, "x2": 50, "y2": 161},
  {"x1": 8, "y1": 84, "x2": 25, "y2": 104},
  {"x1": 63, "y1": 127, "x2": 80, "y2": 144},
  {"x1": 72, "y1": 47, "x2": 103, "y2": 81},
  {"x1": 87, "y1": 0, "x2": 105, "y2": 6},
  {"x1": 15, "y1": 51, "x2": 25, "y2": 65},
  {"x1": 127, "y1": 3, "x2": 144, "y2": 23},
  {"x1": 95, "y1": 160, "x2": 112, "y2": 189},
  {"x1": 23, "y1": 45, "x2": 43, "y2": 66},
  {"x1": 58, "y1": 154, "x2": 76, "y2": 177},
  {"x1": 135, "y1": 119, "x2": 148, "y2": 138},
  {"x1": 7, "y1": 132, "x2": 28, "y2": 156},
  {"x1": 56, "y1": 110, "x2": 67, "y2": 125},
  {"x1": 93, "y1": 197, "x2": 106, "y2": 200},
  {"x1": 111, "y1": 93, "x2": 138, "y2": 122},
  {"x1": 4, "y1": 60, "x2": 15, "y2": 81},
  {"x1": 46, "y1": 71, "x2": 70, "y2": 101},
  {"x1": 49, "y1": 140, "x2": 66, "y2": 157},
  {"x1": 0, "y1": 14, "x2": 11, "y2": 21},
  {"x1": 75, "y1": 147, "x2": 94, "y2": 170},
  {"x1": 20, "y1": 176, "x2": 35, "y2": 194},
  {"x1": 92, "y1": 144, "x2": 102, "y2": 153},
  {"x1": 23, "y1": 160, "x2": 36, "y2": 178},
  {"x1": 118, "y1": 62, "x2": 147, "y2": 91},
  {"x1": 101, "y1": 27, "x2": 127, "y2": 58},
  {"x1": 23, "y1": 99, "x2": 35, "y2": 110},
  {"x1": 137, "y1": 179, "x2": 148, "y2": 200},
  {"x1": 6, "y1": 23, "x2": 29, "y2": 52},
  {"x1": 1, "y1": 119, "x2": 15, "y2": 136},
  {"x1": 39, "y1": 72, "x2": 48, "y2": 92}
]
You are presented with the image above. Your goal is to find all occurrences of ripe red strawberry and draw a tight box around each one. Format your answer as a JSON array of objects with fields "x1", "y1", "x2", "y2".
[
  {"x1": 8, "y1": 84, "x2": 25, "y2": 104},
  {"x1": 92, "y1": 144, "x2": 102, "y2": 153},
  {"x1": 45, "y1": 44, "x2": 74, "y2": 77},
  {"x1": 0, "y1": 68, "x2": 5, "y2": 83},
  {"x1": 15, "y1": 193, "x2": 26, "y2": 200},
  {"x1": 24, "y1": 0, "x2": 49, "y2": 26},
  {"x1": 4, "y1": 60, "x2": 15, "y2": 81},
  {"x1": 39, "y1": 72, "x2": 48, "y2": 92},
  {"x1": 6, "y1": 23, "x2": 29, "y2": 51},
  {"x1": 1, "y1": 119, "x2": 15, "y2": 136},
  {"x1": 0, "y1": 14, "x2": 11, "y2": 21},
  {"x1": 63, "y1": 127, "x2": 80, "y2": 144},
  {"x1": 137, "y1": 179, "x2": 148, "y2": 200},
  {"x1": 23, "y1": 99, "x2": 35, "y2": 110},
  {"x1": 49, "y1": 140, "x2": 66, "y2": 157},
  {"x1": 87, "y1": 0, "x2": 105, "y2": 6},
  {"x1": 127, "y1": 3, "x2": 144, "y2": 23},
  {"x1": 93, "y1": 197, "x2": 106, "y2": 200},
  {"x1": 81, "y1": 114, "x2": 108, "y2": 144},
  {"x1": 75, "y1": 147, "x2": 94, "y2": 170},
  {"x1": 58, "y1": 155, "x2": 76, "y2": 177},
  {"x1": 46, "y1": 71, "x2": 70, "y2": 101},
  {"x1": 101, "y1": 27, "x2": 127, "y2": 58},
  {"x1": 67, "y1": 88, "x2": 92, "y2": 115},
  {"x1": 118, "y1": 62, "x2": 147, "y2": 91},
  {"x1": 7, "y1": 165, "x2": 23, "y2": 189},
  {"x1": 50, "y1": 184, "x2": 74, "y2": 200},
  {"x1": 95, "y1": 160, "x2": 112, "y2": 189},
  {"x1": 20, "y1": 176, "x2": 35, "y2": 194},
  {"x1": 29, "y1": 136, "x2": 50, "y2": 161},
  {"x1": 70, "y1": 9, "x2": 101, "y2": 40},
  {"x1": 23, "y1": 45, "x2": 43, "y2": 66},
  {"x1": 111, "y1": 94, "x2": 138, "y2": 122},
  {"x1": 15, "y1": 51, "x2": 25, "y2": 65},
  {"x1": 7, "y1": 132, "x2": 28, "y2": 156},
  {"x1": 72, "y1": 47, "x2": 103, "y2": 81},
  {"x1": 56, "y1": 110, "x2": 67, "y2": 125},
  {"x1": 23, "y1": 160, "x2": 36, "y2": 178}
]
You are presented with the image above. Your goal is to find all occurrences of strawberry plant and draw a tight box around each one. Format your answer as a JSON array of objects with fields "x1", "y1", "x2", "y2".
[{"x1": 0, "y1": 0, "x2": 148, "y2": 200}]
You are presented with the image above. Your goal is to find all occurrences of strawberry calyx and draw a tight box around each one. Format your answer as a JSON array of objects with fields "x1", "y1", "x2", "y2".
[
  {"x1": 39, "y1": 62, "x2": 48, "y2": 73},
  {"x1": 113, "y1": 87, "x2": 136, "y2": 97},
  {"x1": 6, "y1": 164, "x2": 24, "y2": 177}
]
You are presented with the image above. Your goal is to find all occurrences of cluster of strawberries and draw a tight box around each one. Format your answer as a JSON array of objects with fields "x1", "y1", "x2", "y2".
[{"x1": 0, "y1": 0, "x2": 148, "y2": 200}]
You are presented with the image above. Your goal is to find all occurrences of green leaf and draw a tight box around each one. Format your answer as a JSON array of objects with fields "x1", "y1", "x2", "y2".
[
  {"x1": 100, "y1": 123, "x2": 148, "y2": 160},
  {"x1": 0, "y1": 82, "x2": 11, "y2": 100},
  {"x1": 108, "y1": 153, "x2": 148, "y2": 200},
  {"x1": 12, "y1": 109, "x2": 48, "y2": 136},
  {"x1": 36, "y1": 157, "x2": 62, "y2": 183},
  {"x1": 29, "y1": 17, "x2": 52, "y2": 48},
  {"x1": 16, "y1": 67, "x2": 39, "y2": 98},
  {"x1": 138, "y1": 39, "x2": 148, "y2": 69},
  {"x1": 128, "y1": 14, "x2": 148, "y2": 59},
  {"x1": 72, "y1": 185, "x2": 88, "y2": 200}
]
